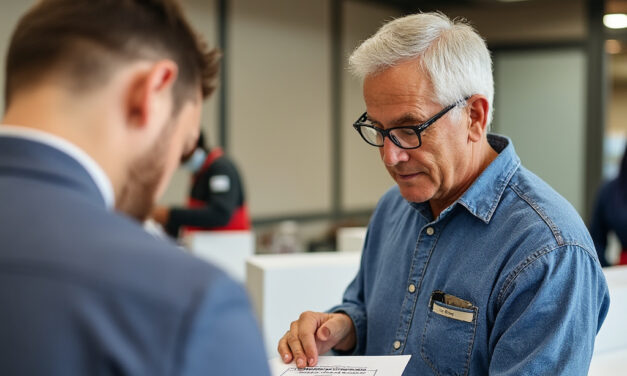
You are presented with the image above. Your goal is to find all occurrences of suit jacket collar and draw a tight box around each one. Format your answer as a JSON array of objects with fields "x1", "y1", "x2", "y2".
[{"x1": 0, "y1": 135, "x2": 110, "y2": 209}]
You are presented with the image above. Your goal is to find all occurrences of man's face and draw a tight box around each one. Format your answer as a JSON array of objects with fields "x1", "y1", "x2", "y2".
[
  {"x1": 363, "y1": 59, "x2": 472, "y2": 206},
  {"x1": 116, "y1": 92, "x2": 202, "y2": 221}
]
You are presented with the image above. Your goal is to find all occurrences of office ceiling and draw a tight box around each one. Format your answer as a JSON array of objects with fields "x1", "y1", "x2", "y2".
[
  {"x1": 606, "y1": 1, "x2": 627, "y2": 84},
  {"x1": 353, "y1": 0, "x2": 576, "y2": 13},
  {"x1": 352, "y1": 0, "x2": 627, "y2": 84}
]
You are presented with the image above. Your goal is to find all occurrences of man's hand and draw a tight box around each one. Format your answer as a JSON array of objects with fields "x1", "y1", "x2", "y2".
[{"x1": 277, "y1": 311, "x2": 356, "y2": 369}]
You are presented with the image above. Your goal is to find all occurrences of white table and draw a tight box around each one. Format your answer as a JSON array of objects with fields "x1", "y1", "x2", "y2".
[
  {"x1": 246, "y1": 252, "x2": 361, "y2": 354},
  {"x1": 589, "y1": 265, "x2": 627, "y2": 375},
  {"x1": 182, "y1": 230, "x2": 255, "y2": 283},
  {"x1": 336, "y1": 227, "x2": 367, "y2": 253}
]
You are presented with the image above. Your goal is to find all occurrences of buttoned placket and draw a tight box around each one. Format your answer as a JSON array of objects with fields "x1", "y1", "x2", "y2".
[{"x1": 390, "y1": 221, "x2": 440, "y2": 354}]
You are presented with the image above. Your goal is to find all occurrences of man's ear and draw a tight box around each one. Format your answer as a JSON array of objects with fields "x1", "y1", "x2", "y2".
[
  {"x1": 467, "y1": 95, "x2": 489, "y2": 143},
  {"x1": 126, "y1": 60, "x2": 179, "y2": 128}
]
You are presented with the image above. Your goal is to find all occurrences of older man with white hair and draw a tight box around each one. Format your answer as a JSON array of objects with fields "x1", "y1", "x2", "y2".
[{"x1": 278, "y1": 12, "x2": 609, "y2": 375}]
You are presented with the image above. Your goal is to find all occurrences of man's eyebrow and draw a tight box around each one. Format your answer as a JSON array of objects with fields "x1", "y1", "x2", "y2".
[
  {"x1": 365, "y1": 115, "x2": 382, "y2": 126},
  {"x1": 367, "y1": 112, "x2": 426, "y2": 127},
  {"x1": 390, "y1": 113, "x2": 425, "y2": 126}
]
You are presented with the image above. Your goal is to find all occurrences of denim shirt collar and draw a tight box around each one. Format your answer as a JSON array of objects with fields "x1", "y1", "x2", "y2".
[{"x1": 411, "y1": 134, "x2": 521, "y2": 224}]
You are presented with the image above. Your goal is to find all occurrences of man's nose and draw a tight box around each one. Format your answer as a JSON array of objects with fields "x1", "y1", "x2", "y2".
[{"x1": 381, "y1": 137, "x2": 409, "y2": 166}]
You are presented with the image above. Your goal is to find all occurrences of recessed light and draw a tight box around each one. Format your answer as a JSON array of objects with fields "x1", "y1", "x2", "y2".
[{"x1": 604, "y1": 14, "x2": 627, "y2": 29}]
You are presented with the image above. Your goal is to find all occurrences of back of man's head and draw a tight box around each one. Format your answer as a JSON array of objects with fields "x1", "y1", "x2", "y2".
[{"x1": 5, "y1": 0, "x2": 219, "y2": 115}]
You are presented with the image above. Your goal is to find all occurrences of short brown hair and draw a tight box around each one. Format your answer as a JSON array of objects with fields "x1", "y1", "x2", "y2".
[{"x1": 4, "y1": 0, "x2": 220, "y2": 113}]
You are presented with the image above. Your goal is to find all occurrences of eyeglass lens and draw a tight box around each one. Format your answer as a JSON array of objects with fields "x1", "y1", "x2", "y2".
[{"x1": 360, "y1": 126, "x2": 420, "y2": 148}]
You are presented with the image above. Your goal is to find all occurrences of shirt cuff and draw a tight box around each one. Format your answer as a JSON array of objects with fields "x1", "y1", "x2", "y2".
[{"x1": 329, "y1": 304, "x2": 367, "y2": 355}]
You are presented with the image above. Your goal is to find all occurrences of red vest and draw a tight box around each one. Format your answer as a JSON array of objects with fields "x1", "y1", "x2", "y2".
[{"x1": 183, "y1": 148, "x2": 251, "y2": 233}]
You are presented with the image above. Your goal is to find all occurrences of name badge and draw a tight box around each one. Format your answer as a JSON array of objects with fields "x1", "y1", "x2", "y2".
[
  {"x1": 429, "y1": 290, "x2": 476, "y2": 323},
  {"x1": 209, "y1": 175, "x2": 231, "y2": 193}
]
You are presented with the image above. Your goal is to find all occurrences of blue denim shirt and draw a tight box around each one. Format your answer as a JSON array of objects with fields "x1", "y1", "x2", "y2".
[{"x1": 332, "y1": 135, "x2": 610, "y2": 375}]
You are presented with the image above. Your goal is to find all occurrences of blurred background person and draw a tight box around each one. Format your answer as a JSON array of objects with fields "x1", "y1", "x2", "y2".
[
  {"x1": 152, "y1": 131, "x2": 251, "y2": 238},
  {"x1": 590, "y1": 145, "x2": 627, "y2": 267}
]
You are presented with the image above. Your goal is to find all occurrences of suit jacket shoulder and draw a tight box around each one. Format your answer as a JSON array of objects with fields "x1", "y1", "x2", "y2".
[{"x1": 0, "y1": 138, "x2": 269, "y2": 375}]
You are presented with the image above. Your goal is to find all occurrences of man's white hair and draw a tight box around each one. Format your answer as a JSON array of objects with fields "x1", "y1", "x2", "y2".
[{"x1": 349, "y1": 12, "x2": 494, "y2": 127}]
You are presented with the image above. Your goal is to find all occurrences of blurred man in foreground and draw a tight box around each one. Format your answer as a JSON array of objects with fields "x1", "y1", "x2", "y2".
[
  {"x1": 0, "y1": 1, "x2": 269, "y2": 374},
  {"x1": 279, "y1": 12, "x2": 609, "y2": 375}
]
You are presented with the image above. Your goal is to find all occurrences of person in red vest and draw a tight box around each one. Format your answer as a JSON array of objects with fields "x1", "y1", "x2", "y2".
[{"x1": 152, "y1": 131, "x2": 251, "y2": 237}]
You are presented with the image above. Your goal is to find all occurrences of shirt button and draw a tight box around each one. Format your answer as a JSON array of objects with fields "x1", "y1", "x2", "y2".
[
  {"x1": 408, "y1": 284, "x2": 416, "y2": 293},
  {"x1": 426, "y1": 227, "x2": 435, "y2": 236},
  {"x1": 393, "y1": 340, "x2": 401, "y2": 350}
]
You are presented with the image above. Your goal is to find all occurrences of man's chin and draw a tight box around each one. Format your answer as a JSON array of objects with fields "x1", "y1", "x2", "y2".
[{"x1": 397, "y1": 184, "x2": 434, "y2": 204}]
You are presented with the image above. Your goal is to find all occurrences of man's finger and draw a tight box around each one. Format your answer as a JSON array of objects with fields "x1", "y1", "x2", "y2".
[
  {"x1": 298, "y1": 327, "x2": 319, "y2": 367},
  {"x1": 286, "y1": 323, "x2": 308, "y2": 368},
  {"x1": 316, "y1": 314, "x2": 349, "y2": 343},
  {"x1": 316, "y1": 313, "x2": 356, "y2": 352},
  {"x1": 277, "y1": 332, "x2": 293, "y2": 363}
]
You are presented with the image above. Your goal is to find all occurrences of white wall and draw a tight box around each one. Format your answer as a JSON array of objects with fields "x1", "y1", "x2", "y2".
[
  {"x1": 494, "y1": 49, "x2": 587, "y2": 214},
  {"x1": 183, "y1": 0, "x2": 219, "y2": 148},
  {"x1": 0, "y1": 1, "x2": 38, "y2": 115},
  {"x1": 228, "y1": 0, "x2": 333, "y2": 218},
  {"x1": 340, "y1": 0, "x2": 399, "y2": 211},
  {"x1": 227, "y1": 0, "x2": 402, "y2": 219}
]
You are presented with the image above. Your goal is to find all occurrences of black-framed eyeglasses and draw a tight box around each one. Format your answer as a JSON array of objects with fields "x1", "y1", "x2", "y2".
[{"x1": 352, "y1": 97, "x2": 469, "y2": 149}]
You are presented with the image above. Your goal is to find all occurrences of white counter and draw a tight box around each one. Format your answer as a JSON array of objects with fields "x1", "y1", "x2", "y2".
[{"x1": 246, "y1": 252, "x2": 361, "y2": 354}]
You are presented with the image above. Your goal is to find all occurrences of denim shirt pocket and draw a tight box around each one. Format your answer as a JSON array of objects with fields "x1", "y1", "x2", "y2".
[{"x1": 420, "y1": 294, "x2": 478, "y2": 376}]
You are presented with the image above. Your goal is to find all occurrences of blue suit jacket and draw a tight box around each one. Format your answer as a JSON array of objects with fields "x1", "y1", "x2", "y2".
[{"x1": 0, "y1": 136, "x2": 270, "y2": 375}]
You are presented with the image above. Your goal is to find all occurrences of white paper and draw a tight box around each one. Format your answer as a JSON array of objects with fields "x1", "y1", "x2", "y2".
[{"x1": 269, "y1": 355, "x2": 411, "y2": 376}]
